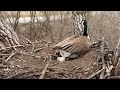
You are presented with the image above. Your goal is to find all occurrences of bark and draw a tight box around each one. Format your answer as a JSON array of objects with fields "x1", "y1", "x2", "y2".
[
  {"x1": 0, "y1": 12, "x2": 19, "y2": 49},
  {"x1": 72, "y1": 11, "x2": 90, "y2": 36}
]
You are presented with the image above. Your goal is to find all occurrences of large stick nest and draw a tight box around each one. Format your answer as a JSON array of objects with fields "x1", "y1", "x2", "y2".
[{"x1": 0, "y1": 36, "x2": 119, "y2": 79}]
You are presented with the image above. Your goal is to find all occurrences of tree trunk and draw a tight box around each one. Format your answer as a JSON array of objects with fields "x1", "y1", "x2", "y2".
[
  {"x1": 0, "y1": 12, "x2": 19, "y2": 49},
  {"x1": 72, "y1": 11, "x2": 90, "y2": 36}
]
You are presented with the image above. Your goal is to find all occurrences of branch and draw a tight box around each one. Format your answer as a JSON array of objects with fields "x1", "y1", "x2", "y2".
[
  {"x1": 0, "y1": 54, "x2": 10, "y2": 56},
  {"x1": 107, "y1": 76, "x2": 120, "y2": 79},
  {"x1": 5, "y1": 52, "x2": 16, "y2": 62},
  {"x1": 19, "y1": 35, "x2": 32, "y2": 44},
  {"x1": 39, "y1": 61, "x2": 50, "y2": 79},
  {"x1": 113, "y1": 37, "x2": 120, "y2": 67},
  {"x1": 18, "y1": 51, "x2": 41, "y2": 59},
  {"x1": 86, "y1": 68, "x2": 104, "y2": 79},
  {"x1": 33, "y1": 48, "x2": 43, "y2": 53},
  {"x1": 0, "y1": 64, "x2": 10, "y2": 68},
  {"x1": 100, "y1": 37, "x2": 106, "y2": 79},
  {"x1": 30, "y1": 43, "x2": 35, "y2": 53},
  {"x1": 0, "y1": 45, "x2": 24, "y2": 51}
]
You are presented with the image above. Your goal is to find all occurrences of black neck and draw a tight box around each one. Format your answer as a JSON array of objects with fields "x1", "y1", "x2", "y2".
[{"x1": 82, "y1": 19, "x2": 88, "y2": 36}]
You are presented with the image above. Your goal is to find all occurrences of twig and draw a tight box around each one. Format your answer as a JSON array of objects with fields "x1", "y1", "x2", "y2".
[
  {"x1": 100, "y1": 69, "x2": 105, "y2": 79},
  {"x1": 18, "y1": 51, "x2": 41, "y2": 59},
  {"x1": 39, "y1": 60, "x2": 50, "y2": 79},
  {"x1": 0, "y1": 64, "x2": 10, "y2": 68},
  {"x1": 5, "y1": 52, "x2": 16, "y2": 62},
  {"x1": 30, "y1": 43, "x2": 35, "y2": 53},
  {"x1": 0, "y1": 54, "x2": 10, "y2": 56},
  {"x1": 113, "y1": 37, "x2": 120, "y2": 67},
  {"x1": 31, "y1": 55, "x2": 41, "y2": 59},
  {"x1": 0, "y1": 45, "x2": 24, "y2": 51},
  {"x1": 106, "y1": 65, "x2": 114, "y2": 76},
  {"x1": 107, "y1": 76, "x2": 120, "y2": 79},
  {"x1": 101, "y1": 37, "x2": 105, "y2": 68},
  {"x1": 49, "y1": 62, "x2": 59, "y2": 67},
  {"x1": 33, "y1": 48, "x2": 43, "y2": 53},
  {"x1": 86, "y1": 68, "x2": 104, "y2": 79},
  {"x1": 19, "y1": 35, "x2": 32, "y2": 44},
  {"x1": 20, "y1": 38, "x2": 28, "y2": 45},
  {"x1": 48, "y1": 67, "x2": 70, "y2": 72},
  {"x1": 100, "y1": 37, "x2": 106, "y2": 79},
  {"x1": 32, "y1": 39, "x2": 44, "y2": 44},
  {"x1": 72, "y1": 66, "x2": 82, "y2": 77},
  {"x1": 14, "y1": 56, "x2": 24, "y2": 61}
]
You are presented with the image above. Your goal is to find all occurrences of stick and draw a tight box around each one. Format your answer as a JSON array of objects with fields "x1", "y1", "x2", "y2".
[
  {"x1": 18, "y1": 51, "x2": 41, "y2": 59},
  {"x1": 72, "y1": 66, "x2": 82, "y2": 77},
  {"x1": 39, "y1": 61, "x2": 50, "y2": 79},
  {"x1": 33, "y1": 48, "x2": 43, "y2": 53},
  {"x1": 0, "y1": 64, "x2": 10, "y2": 68},
  {"x1": 113, "y1": 37, "x2": 120, "y2": 67},
  {"x1": 49, "y1": 62, "x2": 59, "y2": 67},
  {"x1": 86, "y1": 68, "x2": 104, "y2": 79},
  {"x1": 19, "y1": 35, "x2": 32, "y2": 44},
  {"x1": 101, "y1": 37, "x2": 105, "y2": 68},
  {"x1": 32, "y1": 39, "x2": 44, "y2": 44},
  {"x1": 0, "y1": 54, "x2": 10, "y2": 56},
  {"x1": 107, "y1": 76, "x2": 120, "y2": 79},
  {"x1": 30, "y1": 43, "x2": 35, "y2": 53},
  {"x1": 5, "y1": 52, "x2": 16, "y2": 62},
  {"x1": 0, "y1": 45, "x2": 24, "y2": 51},
  {"x1": 20, "y1": 38, "x2": 28, "y2": 45},
  {"x1": 100, "y1": 37, "x2": 106, "y2": 79},
  {"x1": 48, "y1": 67, "x2": 70, "y2": 71},
  {"x1": 106, "y1": 65, "x2": 114, "y2": 76}
]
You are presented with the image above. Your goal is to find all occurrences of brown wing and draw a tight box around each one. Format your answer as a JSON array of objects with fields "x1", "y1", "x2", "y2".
[
  {"x1": 69, "y1": 39, "x2": 91, "y2": 54},
  {"x1": 53, "y1": 35, "x2": 79, "y2": 50},
  {"x1": 54, "y1": 36, "x2": 91, "y2": 53},
  {"x1": 53, "y1": 36, "x2": 92, "y2": 54},
  {"x1": 64, "y1": 36, "x2": 91, "y2": 53}
]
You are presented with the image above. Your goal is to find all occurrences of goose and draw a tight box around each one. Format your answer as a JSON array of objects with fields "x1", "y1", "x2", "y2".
[{"x1": 53, "y1": 19, "x2": 92, "y2": 61}]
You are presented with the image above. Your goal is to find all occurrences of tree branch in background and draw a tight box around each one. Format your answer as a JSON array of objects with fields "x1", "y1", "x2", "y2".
[
  {"x1": 14, "y1": 11, "x2": 21, "y2": 33},
  {"x1": 44, "y1": 11, "x2": 54, "y2": 43}
]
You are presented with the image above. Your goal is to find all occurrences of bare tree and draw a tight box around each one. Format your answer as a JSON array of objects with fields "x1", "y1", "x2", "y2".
[
  {"x1": 43, "y1": 11, "x2": 54, "y2": 42},
  {"x1": 14, "y1": 11, "x2": 21, "y2": 33},
  {"x1": 29, "y1": 11, "x2": 36, "y2": 40}
]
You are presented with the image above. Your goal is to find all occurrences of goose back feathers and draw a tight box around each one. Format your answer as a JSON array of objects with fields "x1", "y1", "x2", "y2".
[{"x1": 53, "y1": 35, "x2": 92, "y2": 58}]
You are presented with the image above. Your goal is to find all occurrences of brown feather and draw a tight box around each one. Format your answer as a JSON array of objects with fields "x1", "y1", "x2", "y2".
[
  {"x1": 54, "y1": 35, "x2": 79, "y2": 49},
  {"x1": 53, "y1": 35, "x2": 92, "y2": 54}
]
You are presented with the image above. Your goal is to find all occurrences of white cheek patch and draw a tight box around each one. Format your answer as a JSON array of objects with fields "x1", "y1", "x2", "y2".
[{"x1": 59, "y1": 50, "x2": 71, "y2": 57}]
